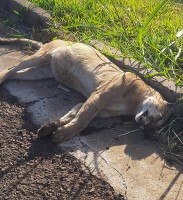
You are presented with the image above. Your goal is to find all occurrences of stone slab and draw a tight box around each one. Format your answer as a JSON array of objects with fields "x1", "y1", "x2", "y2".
[{"x1": 0, "y1": 43, "x2": 183, "y2": 200}]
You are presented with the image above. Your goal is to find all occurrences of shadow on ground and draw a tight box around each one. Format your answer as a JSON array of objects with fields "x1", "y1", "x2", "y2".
[{"x1": 0, "y1": 87, "x2": 124, "y2": 200}]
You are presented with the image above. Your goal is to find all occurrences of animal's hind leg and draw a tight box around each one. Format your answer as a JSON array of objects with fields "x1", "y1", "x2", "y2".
[
  {"x1": 0, "y1": 53, "x2": 48, "y2": 84},
  {"x1": 37, "y1": 103, "x2": 84, "y2": 137},
  {"x1": 9, "y1": 65, "x2": 53, "y2": 81}
]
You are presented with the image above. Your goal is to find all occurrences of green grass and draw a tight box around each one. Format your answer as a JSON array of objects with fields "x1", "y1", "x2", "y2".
[{"x1": 29, "y1": 0, "x2": 183, "y2": 86}]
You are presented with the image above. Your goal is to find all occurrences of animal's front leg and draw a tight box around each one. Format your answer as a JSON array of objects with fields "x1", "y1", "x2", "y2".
[
  {"x1": 37, "y1": 103, "x2": 84, "y2": 137},
  {"x1": 59, "y1": 103, "x2": 84, "y2": 125},
  {"x1": 52, "y1": 91, "x2": 106, "y2": 143}
]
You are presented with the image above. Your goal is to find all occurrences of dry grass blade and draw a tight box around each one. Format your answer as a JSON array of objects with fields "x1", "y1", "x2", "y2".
[
  {"x1": 102, "y1": 125, "x2": 139, "y2": 136},
  {"x1": 156, "y1": 116, "x2": 183, "y2": 165},
  {"x1": 172, "y1": 130, "x2": 183, "y2": 146}
]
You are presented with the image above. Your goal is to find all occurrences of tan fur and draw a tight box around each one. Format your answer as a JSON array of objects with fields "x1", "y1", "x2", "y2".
[{"x1": 0, "y1": 38, "x2": 172, "y2": 143}]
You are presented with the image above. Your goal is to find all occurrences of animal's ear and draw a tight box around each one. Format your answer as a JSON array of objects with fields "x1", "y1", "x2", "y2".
[
  {"x1": 166, "y1": 102, "x2": 176, "y2": 114},
  {"x1": 156, "y1": 102, "x2": 175, "y2": 128},
  {"x1": 162, "y1": 100, "x2": 175, "y2": 114}
]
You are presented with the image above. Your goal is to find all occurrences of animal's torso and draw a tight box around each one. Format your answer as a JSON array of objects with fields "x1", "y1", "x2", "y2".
[
  {"x1": 50, "y1": 42, "x2": 153, "y2": 116},
  {"x1": 51, "y1": 43, "x2": 121, "y2": 96}
]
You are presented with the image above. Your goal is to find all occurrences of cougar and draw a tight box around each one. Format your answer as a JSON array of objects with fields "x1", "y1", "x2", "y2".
[{"x1": 0, "y1": 37, "x2": 173, "y2": 143}]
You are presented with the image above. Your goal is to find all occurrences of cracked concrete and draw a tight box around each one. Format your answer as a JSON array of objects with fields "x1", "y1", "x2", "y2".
[{"x1": 1, "y1": 43, "x2": 183, "y2": 200}]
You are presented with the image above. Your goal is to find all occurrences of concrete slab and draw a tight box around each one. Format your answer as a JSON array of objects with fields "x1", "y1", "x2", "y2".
[{"x1": 0, "y1": 44, "x2": 183, "y2": 200}]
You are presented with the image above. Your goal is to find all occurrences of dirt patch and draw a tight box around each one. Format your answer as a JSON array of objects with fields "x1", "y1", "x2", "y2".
[
  {"x1": 0, "y1": 87, "x2": 123, "y2": 200},
  {"x1": 0, "y1": 10, "x2": 123, "y2": 200}
]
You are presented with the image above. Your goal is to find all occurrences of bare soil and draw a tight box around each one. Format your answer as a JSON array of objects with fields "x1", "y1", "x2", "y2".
[
  {"x1": 0, "y1": 10, "x2": 123, "y2": 200},
  {"x1": 0, "y1": 88, "x2": 123, "y2": 200}
]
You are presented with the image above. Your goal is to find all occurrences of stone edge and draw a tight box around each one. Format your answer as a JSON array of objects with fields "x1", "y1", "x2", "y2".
[
  {"x1": 0, "y1": 0, "x2": 51, "y2": 28},
  {"x1": 1, "y1": 0, "x2": 182, "y2": 102}
]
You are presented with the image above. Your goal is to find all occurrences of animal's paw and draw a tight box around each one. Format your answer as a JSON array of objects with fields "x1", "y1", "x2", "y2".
[
  {"x1": 37, "y1": 120, "x2": 60, "y2": 137},
  {"x1": 52, "y1": 127, "x2": 74, "y2": 144}
]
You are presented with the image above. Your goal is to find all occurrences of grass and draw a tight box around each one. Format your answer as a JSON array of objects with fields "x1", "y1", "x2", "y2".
[
  {"x1": 29, "y1": 0, "x2": 183, "y2": 86},
  {"x1": 27, "y1": 0, "x2": 183, "y2": 164}
]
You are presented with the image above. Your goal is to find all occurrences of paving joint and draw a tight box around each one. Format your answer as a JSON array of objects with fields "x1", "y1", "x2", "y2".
[{"x1": 25, "y1": 93, "x2": 63, "y2": 106}]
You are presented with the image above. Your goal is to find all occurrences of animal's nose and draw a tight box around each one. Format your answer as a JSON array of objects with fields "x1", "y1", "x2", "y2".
[
  {"x1": 139, "y1": 110, "x2": 148, "y2": 125},
  {"x1": 136, "y1": 117, "x2": 146, "y2": 131},
  {"x1": 137, "y1": 111, "x2": 154, "y2": 130},
  {"x1": 141, "y1": 110, "x2": 148, "y2": 119}
]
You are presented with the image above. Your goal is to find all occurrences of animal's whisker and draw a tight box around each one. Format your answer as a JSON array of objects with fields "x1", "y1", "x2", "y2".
[{"x1": 118, "y1": 129, "x2": 139, "y2": 137}]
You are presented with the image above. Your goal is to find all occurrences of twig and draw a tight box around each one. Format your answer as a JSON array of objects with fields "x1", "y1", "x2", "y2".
[{"x1": 172, "y1": 130, "x2": 183, "y2": 146}]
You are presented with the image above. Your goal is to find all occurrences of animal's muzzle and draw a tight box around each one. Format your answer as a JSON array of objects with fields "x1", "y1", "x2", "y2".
[{"x1": 138, "y1": 110, "x2": 151, "y2": 127}]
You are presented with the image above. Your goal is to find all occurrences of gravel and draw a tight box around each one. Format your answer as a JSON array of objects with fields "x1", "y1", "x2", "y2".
[{"x1": 0, "y1": 10, "x2": 124, "y2": 200}]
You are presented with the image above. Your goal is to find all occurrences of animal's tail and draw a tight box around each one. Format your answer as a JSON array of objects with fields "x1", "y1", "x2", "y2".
[{"x1": 0, "y1": 37, "x2": 43, "y2": 50}]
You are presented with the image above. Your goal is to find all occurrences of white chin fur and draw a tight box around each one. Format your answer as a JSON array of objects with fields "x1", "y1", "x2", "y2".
[{"x1": 135, "y1": 111, "x2": 144, "y2": 123}]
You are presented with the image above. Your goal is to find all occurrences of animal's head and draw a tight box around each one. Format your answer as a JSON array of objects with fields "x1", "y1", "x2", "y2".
[{"x1": 135, "y1": 96, "x2": 174, "y2": 130}]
